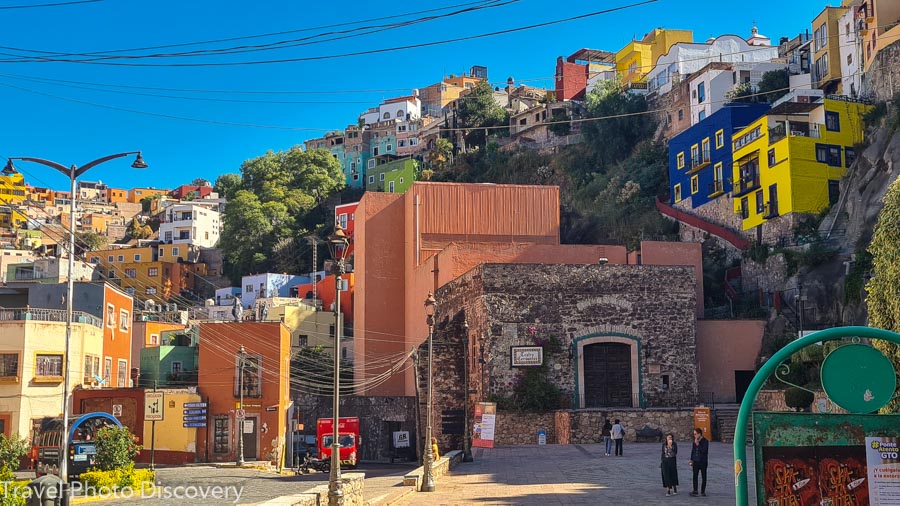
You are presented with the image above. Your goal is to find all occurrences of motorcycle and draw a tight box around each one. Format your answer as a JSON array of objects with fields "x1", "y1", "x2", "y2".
[{"x1": 296, "y1": 453, "x2": 329, "y2": 474}]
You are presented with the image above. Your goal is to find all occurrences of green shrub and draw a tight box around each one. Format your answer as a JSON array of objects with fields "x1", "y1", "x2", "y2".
[
  {"x1": 94, "y1": 426, "x2": 142, "y2": 471},
  {"x1": 0, "y1": 480, "x2": 29, "y2": 506},
  {"x1": 784, "y1": 387, "x2": 815, "y2": 411},
  {"x1": 0, "y1": 434, "x2": 28, "y2": 472},
  {"x1": 79, "y1": 466, "x2": 156, "y2": 495}
]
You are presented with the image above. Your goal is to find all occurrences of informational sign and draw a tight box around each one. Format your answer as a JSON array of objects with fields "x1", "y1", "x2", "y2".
[
  {"x1": 144, "y1": 392, "x2": 164, "y2": 421},
  {"x1": 693, "y1": 406, "x2": 711, "y2": 441},
  {"x1": 243, "y1": 420, "x2": 253, "y2": 434},
  {"x1": 183, "y1": 416, "x2": 207, "y2": 422},
  {"x1": 473, "y1": 402, "x2": 497, "y2": 449},
  {"x1": 183, "y1": 422, "x2": 206, "y2": 428},
  {"x1": 392, "y1": 431, "x2": 410, "y2": 449},
  {"x1": 183, "y1": 409, "x2": 207, "y2": 415},
  {"x1": 112, "y1": 404, "x2": 122, "y2": 417},
  {"x1": 866, "y1": 436, "x2": 900, "y2": 505},
  {"x1": 510, "y1": 346, "x2": 543, "y2": 367},
  {"x1": 184, "y1": 402, "x2": 208, "y2": 409},
  {"x1": 538, "y1": 430, "x2": 547, "y2": 445}
]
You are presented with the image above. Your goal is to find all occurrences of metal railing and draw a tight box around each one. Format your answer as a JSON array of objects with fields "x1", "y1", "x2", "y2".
[
  {"x1": 707, "y1": 180, "x2": 724, "y2": 196},
  {"x1": 0, "y1": 307, "x2": 103, "y2": 328},
  {"x1": 732, "y1": 177, "x2": 760, "y2": 197}
]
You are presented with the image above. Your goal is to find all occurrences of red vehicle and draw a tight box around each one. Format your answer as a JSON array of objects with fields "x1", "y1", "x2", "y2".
[{"x1": 317, "y1": 417, "x2": 360, "y2": 469}]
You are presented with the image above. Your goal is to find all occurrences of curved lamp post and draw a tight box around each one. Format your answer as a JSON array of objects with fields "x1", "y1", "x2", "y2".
[
  {"x1": 5, "y1": 152, "x2": 146, "y2": 489},
  {"x1": 325, "y1": 225, "x2": 349, "y2": 506},
  {"x1": 421, "y1": 292, "x2": 437, "y2": 492}
]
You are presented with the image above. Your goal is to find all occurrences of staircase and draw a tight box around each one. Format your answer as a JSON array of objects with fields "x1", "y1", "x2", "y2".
[{"x1": 714, "y1": 405, "x2": 753, "y2": 444}]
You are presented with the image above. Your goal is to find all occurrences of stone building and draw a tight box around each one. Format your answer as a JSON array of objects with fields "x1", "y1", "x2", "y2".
[{"x1": 419, "y1": 262, "x2": 700, "y2": 451}]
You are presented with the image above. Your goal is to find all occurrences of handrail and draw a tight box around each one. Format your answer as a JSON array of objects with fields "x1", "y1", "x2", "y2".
[
  {"x1": 0, "y1": 307, "x2": 103, "y2": 328},
  {"x1": 655, "y1": 197, "x2": 750, "y2": 250}
]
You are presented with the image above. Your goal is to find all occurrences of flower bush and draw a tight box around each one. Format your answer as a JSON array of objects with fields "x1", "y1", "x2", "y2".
[
  {"x1": 0, "y1": 480, "x2": 29, "y2": 506},
  {"x1": 80, "y1": 466, "x2": 156, "y2": 494},
  {"x1": 94, "y1": 426, "x2": 142, "y2": 471}
]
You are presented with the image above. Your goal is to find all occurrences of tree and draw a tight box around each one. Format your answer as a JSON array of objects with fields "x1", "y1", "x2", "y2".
[
  {"x1": 456, "y1": 80, "x2": 508, "y2": 149},
  {"x1": 126, "y1": 217, "x2": 152, "y2": 240},
  {"x1": 213, "y1": 173, "x2": 242, "y2": 201},
  {"x1": 866, "y1": 176, "x2": 900, "y2": 413},
  {"x1": 757, "y1": 69, "x2": 790, "y2": 104},
  {"x1": 547, "y1": 111, "x2": 571, "y2": 137},
  {"x1": 0, "y1": 433, "x2": 28, "y2": 473},
  {"x1": 427, "y1": 138, "x2": 454, "y2": 173},
  {"x1": 94, "y1": 425, "x2": 142, "y2": 471},
  {"x1": 76, "y1": 232, "x2": 109, "y2": 254}
]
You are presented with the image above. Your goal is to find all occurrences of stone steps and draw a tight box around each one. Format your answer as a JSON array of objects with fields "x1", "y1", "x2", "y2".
[{"x1": 714, "y1": 407, "x2": 752, "y2": 444}]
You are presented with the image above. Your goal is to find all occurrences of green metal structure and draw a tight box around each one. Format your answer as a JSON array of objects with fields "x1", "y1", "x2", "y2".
[{"x1": 733, "y1": 325, "x2": 900, "y2": 506}]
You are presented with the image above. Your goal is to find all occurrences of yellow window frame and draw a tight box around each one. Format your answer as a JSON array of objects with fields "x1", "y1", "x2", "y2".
[
  {"x1": 674, "y1": 183, "x2": 682, "y2": 202},
  {"x1": 715, "y1": 129, "x2": 724, "y2": 148},
  {"x1": 677, "y1": 152, "x2": 685, "y2": 169},
  {"x1": 702, "y1": 138, "x2": 710, "y2": 156},
  {"x1": 691, "y1": 175, "x2": 699, "y2": 194}
]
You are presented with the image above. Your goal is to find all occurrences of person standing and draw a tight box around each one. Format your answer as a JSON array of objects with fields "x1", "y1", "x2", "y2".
[
  {"x1": 661, "y1": 433, "x2": 679, "y2": 496},
  {"x1": 602, "y1": 419, "x2": 613, "y2": 456},
  {"x1": 611, "y1": 419, "x2": 625, "y2": 456},
  {"x1": 689, "y1": 428, "x2": 709, "y2": 497}
]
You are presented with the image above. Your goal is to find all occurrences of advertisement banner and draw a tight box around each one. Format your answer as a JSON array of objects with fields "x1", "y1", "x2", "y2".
[
  {"x1": 472, "y1": 402, "x2": 497, "y2": 449},
  {"x1": 761, "y1": 446, "x2": 868, "y2": 505},
  {"x1": 866, "y1": 436, "x2": 900, "y2": 505}
]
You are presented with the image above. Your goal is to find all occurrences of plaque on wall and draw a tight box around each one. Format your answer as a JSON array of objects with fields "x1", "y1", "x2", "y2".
[{"x1": 510, "y1": 346, "x2": 543, "y2": 367}]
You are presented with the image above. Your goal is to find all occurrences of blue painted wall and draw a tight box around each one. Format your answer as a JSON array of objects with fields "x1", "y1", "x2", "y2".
[{"x1": 669, "y1": 103, "x2": 770, "y2": 209}]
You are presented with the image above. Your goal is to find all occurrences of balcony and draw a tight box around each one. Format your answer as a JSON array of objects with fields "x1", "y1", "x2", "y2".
[
  {"x1": 763, "y1": 202, "x2": 780, "y2": 219},
  {"x1": 707, "y1": 180, "x2": 725, "y2": 198},
  {"x1": 732, "y1": 177, "x2": 760, "y2": 198},
  {"x1": 0, "y1": 308, "x2": 103, "y2": 328},
  {"x1": 768, "y1": 123, "x2": 821, "y2": 145},
  {"x1": 687, "y1": 150, "x2": 712, "y2": 174}
]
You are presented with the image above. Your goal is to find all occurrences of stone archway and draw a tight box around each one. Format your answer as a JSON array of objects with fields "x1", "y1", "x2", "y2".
[{"x1": 574, "y1": 334, "x2": 641, "y2": 409}]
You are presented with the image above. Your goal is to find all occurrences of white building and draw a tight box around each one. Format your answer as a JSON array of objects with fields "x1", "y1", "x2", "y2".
[
  {"x1": 359, "y1": 93, "x2": 422, "y2": 125},
  {"x1": 159, "y1": 203, "x2": 221, "y2": 248},
  {"x1": 647, "y1": 35, "x2": 780, "y2": 96},
  {"x1": 839, "y1": 4, "x2": 864, "y2": 97},
  {"x1": 688, "y1": 61, "x2": 789, "y2": 125}
]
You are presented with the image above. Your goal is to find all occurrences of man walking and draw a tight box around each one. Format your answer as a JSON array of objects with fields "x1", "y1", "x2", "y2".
[
  {"x1": 689, "y1": 427, "x2": 709, "y2": 497},
  {"x1": 611, "y1": 419, "x2": 625, "y2": 456}
]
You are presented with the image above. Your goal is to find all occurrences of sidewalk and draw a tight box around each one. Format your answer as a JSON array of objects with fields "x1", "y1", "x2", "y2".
[{"x1": 393, "y1": 442, "x2": 756, "y2": 505}]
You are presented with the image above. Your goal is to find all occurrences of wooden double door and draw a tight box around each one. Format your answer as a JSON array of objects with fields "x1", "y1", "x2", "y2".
[{"x1": 583, "y1": 342, "x2": 633, "y2": 408}]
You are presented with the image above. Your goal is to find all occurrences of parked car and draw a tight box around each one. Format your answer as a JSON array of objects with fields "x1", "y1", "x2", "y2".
[{"x1": 292, "y1": 433, "x2": 318, "y2": 465}]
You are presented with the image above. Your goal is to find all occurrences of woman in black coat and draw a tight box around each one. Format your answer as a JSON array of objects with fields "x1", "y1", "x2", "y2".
[{"x1": 661, "y1": 433, "x2": 679, "y2": 496}]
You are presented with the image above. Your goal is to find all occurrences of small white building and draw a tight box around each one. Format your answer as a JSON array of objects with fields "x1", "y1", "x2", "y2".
[
  {"x1": 838, "y1": 5, "x2": 864, "y2": 97},
  {"x1": 359, "y1": 93, "x2": 422, "y2": 125},
  {"x1": 159, "y1": 202, "x2": 221, "y2": 248},
  {"x1": 688, "y1": 61, "x2": 789, "y2": 125}
]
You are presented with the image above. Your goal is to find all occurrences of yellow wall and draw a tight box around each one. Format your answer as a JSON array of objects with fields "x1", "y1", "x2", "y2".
[
  {"x1": 0, "y1": 171, "x2": 26, "y2": 206},
  {"x1": 128, "y1": 188, "x2": 169, "y2": 204},
  {"x1": 268, "y1": 304, "x2": 341, "y2": 349},
  {"x1": 615, "y1": 29, "x2": 692, "y2": 83},
  {"x1": 142, "y1": 391, "x2": 202, "y2": 454},
  {"x1": 812, "y1": 6, "x2": 849, "y2": 90},
  {"x1": 0, "y1": 207, "x2": 29, "y2": 231},
  {"x1": 732, "y1": 99, "x2": 870, "y2": 230},
  {"x1": 158, "y1": 243, "x2": 190, "y2": 262}
]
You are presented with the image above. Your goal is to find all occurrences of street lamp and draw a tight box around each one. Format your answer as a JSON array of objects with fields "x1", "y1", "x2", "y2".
[
  {"x1": 325, "y1": 224, "x2": 349, "y2": 506},
  {"x1": 237, "y1": 345, "x2": 247, "y2": 466},
  {"x1": 422, "y1": 292, "x2": 437, "y2": 492},
  {"x1": 6, "y1": 152, "x2": 146, "y2": 488}
]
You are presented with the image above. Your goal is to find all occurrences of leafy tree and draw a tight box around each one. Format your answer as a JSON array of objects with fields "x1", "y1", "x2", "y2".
[
  {"x1": 784, "y1": 387, "x2": 814, "y2": 412},
  {"x1": 866, "y1": 176, "x2": 900, "y2": 413},
  {"x1": 427, "y1": 138, "x2": 454, "y2": 173},
  {"x1": 547, "y1": 111, "x2": 571, "y2": 137},
  {"x1": 456, "y1": 80, "x2": 508, "y2": 149},
  {"x1": 757, "y1": 69, "x2": 790, "y2": 103},
  {"x1": 94, "y1": 425, "x2": 142, "y2": 471},
  {"x1": 139, "y1": 194, "x2": 161, "y2": 213},
  {"x1": 0, "y1": 433, "x2": 28, "y2": 472},
  {"x1": 76, "y1": 232, "x2": 109, "y2": 254},
  {"x1": 214, "y1": 173, "x2": 242, "y2": 201},
  {"x1": 191, "y1": 177, "x2": 211, "y2": 187},
  {"x1": 126, "y1": 217, "x2": 152, "y2": 240}
]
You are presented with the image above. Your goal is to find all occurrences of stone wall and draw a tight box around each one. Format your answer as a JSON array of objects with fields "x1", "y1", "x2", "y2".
[
  {"x1": 863, "y1": 40, "x2": 900, "y2": 102},
  {"x1": 260, "y1": 472, "x2": 365, "y2": 506},
  {"x1": 491, "y1": 409, "x2": 696, "y2": 445},
  {"x1": 494, "y1": 412, "x2": 557, "y2": 445},
  {"x1": 741, "y1": 252, "x2": 791, "y2": 294},
  {"x1": 755, "y1": 389, "x2": 847, "y2": 414}
]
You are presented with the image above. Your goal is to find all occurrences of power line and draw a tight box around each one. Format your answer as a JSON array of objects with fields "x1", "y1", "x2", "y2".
[{"x1": 0, "y1": 0, "x2": 101, "y2": 10}]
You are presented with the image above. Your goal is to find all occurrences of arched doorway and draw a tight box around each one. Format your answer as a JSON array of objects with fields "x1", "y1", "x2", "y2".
[{"x1": 582, "y1": 342, "x2": 633, "y2": 407}]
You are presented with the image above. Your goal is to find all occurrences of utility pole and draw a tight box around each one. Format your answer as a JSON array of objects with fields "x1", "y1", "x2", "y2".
[
  {"x1": 237, "y1": 345, "x2": 246, "y2": 466},
  {"x1": 306, "y1": 236, "x2": 320, "y2": 303},
  {"x1": 150, "y1": 380, "x2": 158, "y2": 470}
]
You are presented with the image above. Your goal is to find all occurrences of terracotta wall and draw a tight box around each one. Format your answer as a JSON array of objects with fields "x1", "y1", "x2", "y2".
[
  {"x1": 695, "y1": 320, "x2": 765, "y2": 403},
  {"x1": 103, "y1": 285, "x2": 135, "y2": 388}
]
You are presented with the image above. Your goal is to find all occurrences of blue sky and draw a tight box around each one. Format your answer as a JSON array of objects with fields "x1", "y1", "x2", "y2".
[{"x1": 0, "y1": 0, "x2": 828, "y2": 191}]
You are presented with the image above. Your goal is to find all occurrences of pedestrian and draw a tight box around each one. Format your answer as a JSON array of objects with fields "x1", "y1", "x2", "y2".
[
  {"x1": 689, "y1": 427, "x2": 709, "y2": 497},
  {"x1": 661, "y1": 433, "x2": 679, "y2": 496},
  {"x1": 431, "y1": 437, "x2": 440, "y2": 461},
  {"x1": 602, "y1": 419, "x2": 613, "y2": 456},
  {"x1": 611, "y1": 419, "x2": 625, "y2": 456}
]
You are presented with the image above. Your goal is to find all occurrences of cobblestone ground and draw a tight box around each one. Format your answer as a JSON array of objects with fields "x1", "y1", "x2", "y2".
[{"x1": 395, "y1": 442, "x2": 756, "y2": 506}]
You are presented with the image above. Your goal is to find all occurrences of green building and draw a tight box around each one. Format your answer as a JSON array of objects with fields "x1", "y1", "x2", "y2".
[
  {"x1": 365, "y1": 158, "x2": 417, "y2": 194},
  {"x1": 139, "y1": 329, "x2": 199, "y2": 387}
]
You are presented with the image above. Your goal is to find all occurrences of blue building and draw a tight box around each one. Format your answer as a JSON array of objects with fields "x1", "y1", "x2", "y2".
[{"x1": 669, "y1": 103, "x2": 770, "y2": 209}]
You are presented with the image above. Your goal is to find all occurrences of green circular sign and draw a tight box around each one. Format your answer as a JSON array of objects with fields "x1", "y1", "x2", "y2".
[{"x1": 821, "y1": 344, "x2": 897, "y2": 413}]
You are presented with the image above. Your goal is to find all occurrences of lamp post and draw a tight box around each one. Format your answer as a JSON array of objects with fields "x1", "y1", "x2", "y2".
[
  {"x1": 421, "y1": 292, "x2": 437, "y2": 492},
  {"x1": 237, "y1": 345, "x2": 246, "y2": 466},
  {"x1": 326, "y1": 225, "x2": 349, "y2": 506},
  {"x1": 5, "y1": 152, "x2": 147, "y2": 487}
]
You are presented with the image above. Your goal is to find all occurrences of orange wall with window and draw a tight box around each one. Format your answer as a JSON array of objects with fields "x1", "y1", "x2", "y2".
[
  {"x1": 107, "y1": 188, "x2": 128, "y2": 204},
  {"x1": 292, "y1": 273, "x2": 354, "y2": 323},
  {"x1": 102, "y1": 284, "x2": 135, "y2": 388}
]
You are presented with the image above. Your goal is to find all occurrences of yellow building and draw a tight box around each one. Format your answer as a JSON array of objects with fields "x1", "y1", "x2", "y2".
[
  {"x1": 127, "y1": 187, "x2": 169, "y2": 204},
  {"x1": 0, "y1": 313, "x2": 104, "y2": 438},
  {"x1": 89, "y1": 246, "x2": 156, "y2": 272},
  {"x1": 141, "y1": 390, "x2": 202, "y2": 460},
  {"x1": 731, "y1": 97, "x2": 870, "y2": 231},
  {"x1": 0, "y1": 206, "x2": 29, "y2": 231},
  {"x1": 615, "y1": 28, "x2": 693, "y2": 83},
  {"x1": 812, "y1": 5, "x2": 849, "y2": 93},
  {"x1": 859, "y1": 0, "x2": 900, "y2": 71},
  {"x1": 0, "y1": 165, "x2": 26, "y2": 206}
]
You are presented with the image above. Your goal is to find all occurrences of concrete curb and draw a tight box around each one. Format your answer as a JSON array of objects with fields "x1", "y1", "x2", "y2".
[{"x1": 366, "y1": 486, "x2": 416, "y2": 506}]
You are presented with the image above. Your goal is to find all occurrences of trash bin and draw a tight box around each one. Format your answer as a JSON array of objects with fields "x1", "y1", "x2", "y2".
[{"x1": 27, "y1": 475, "x2": 68, "y2": 506}]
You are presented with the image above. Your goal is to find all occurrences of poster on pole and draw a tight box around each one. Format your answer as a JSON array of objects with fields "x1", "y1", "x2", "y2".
[
  {"x1": 866, "y1": 436, "x2": 900, "y2": 505},
  {"x1": 472, "y1": 402, "x2": 496, "y2": 449}
]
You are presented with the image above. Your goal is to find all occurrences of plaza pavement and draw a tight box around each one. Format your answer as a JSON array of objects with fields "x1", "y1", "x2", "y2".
[{"x1": 394, "y1": 442, "x2": 756, "y2": 505}]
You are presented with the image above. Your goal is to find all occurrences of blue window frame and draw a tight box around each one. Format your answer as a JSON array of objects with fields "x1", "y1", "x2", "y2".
[
  {"x1": 698, "y1": 82, "x2": 706, "y2": 103},
  {"x1": 815, "y1": 143, "x2": 842, "y2": 167},
  {"x1": 825, "y1": 111, "x2": 840, "y2": 132}
]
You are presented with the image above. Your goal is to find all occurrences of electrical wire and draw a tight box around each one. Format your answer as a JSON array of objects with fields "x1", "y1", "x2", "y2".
[{"x1": 0, "y1": 0, "x2": 101, "y2": 10}]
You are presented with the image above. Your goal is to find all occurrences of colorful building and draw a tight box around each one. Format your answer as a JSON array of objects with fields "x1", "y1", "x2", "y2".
[
  {"x1": 159, "y1": 202, "x2": 221, "y2": 248},
  {"x1": 365, "y1": 158, "x2": 417, "y2": 193},
  {"x1": 419, "y1": 66, "x2": 487, "y2": 117},
  {"x1": 139, "y1": 340, "x2": 198, "y2": 388},
  {"x1": 812, "y1": 5, "x2": 850, "y2": 93},
  {"x1": 334, "y1": 202, "x2": 358, "y2": 259},
  {"x1": 127, "y1": 187, "x2": 169, "y2": 204},
  {"x1": 615, "y1": 28, "x2": 693, "y2": 84},
  {"x1": 859, "y1": 0, "x2": 900, "y2": 71},
  {"x1": 198, "y1": 322, "x2": 291, "y2": 464},
  {"x1": 730, "y1": 97, "x2": 870, "y2": 231},
  {"x1": 107, "y1": 188, "x2": 128, "y2": 204},
  {"x1": 0, "y1": 165, "x2": 27, "y2": 206},
  {"x1": 669, "y1": 103, "x2": 771, "y2": 209},
  {"x1": 554, "y1": 49, "x2": 616, "y2": 101},
  {"x1": 170, "y1": 184, "x2": 215, "y2": 200},
  {"x1": 291, "y1": 272, "x2": 355, "y2": 324}
]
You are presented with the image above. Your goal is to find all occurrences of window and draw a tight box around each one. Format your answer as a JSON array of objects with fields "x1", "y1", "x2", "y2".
[
  {"x1": 815, "y1": 144, "x2": 842, "y2": 166},
  {"x1": 755, "y1": 190, "x2": 765, "y2": 214},
  {"x1": 690, "y1": 144, "x2": 699, "y2": 167},
  {"x1": 389, "y1": 181, "x2": 395, "y2": 193},
  {"x1": 158, "y1": 248, "x2": 164, "y2": 258},
  {"x1": 697, "y1": 82, "x2": 706, "y2": 103},
  {"x1": 368, "y1": 159, "x2": 376, "y2": 169},
  {"x1": 106, "y1": 304, "x2": 115, "y2": 327},
  {"x1": 119, "y1": 310, "x2": 129, "y2": 331},
  {"x1": 715, "y1": 130, "x2": 724, "y2": 149},
  {"x1": 768, "y1": 148, "x2": 776, "y2": 167},
  {"x1": 382, "y1": 112, "x2": 390, "y2": 120},
  {"x1": 368, "y1": 175, "x2": 375, "y2": 184},
  {"x1": 386, "y1": 144, "x2": 393, "y2": 152},
  {"x1": 698, "y1": 111, "x2": 706, "y2": 122},
  {"x1": 125, "y1": 269, "x2": 136, "y2": 278},
  {"x1": 146, "y1": 287, "x2": 157, "y2": 295},
  {"x1": 677, "y1": 152, "x2": 685, "y2": 169},
  {"x1": 90, "y1": 257, "x2": 99, "y2": 264},
  {"x1": 338, "y1": 213, "x2": 348, "y2": 229},
  {"x1": 171, "y1": 361, "x2": 182, "y2": 374},
  {"x1": 353, "y1": 173, "x2": 359, "y2": 181},
  {"x1": 172, "y1": 248, "x2": 179, "y2": 257},
  {"x1": 825, "y1": 111, "x2": 840, "y2": 132},
  {"x1": 108, "y1": 256, "x2": 114, "y2": 263},
  {"x1": 673, "y1": 184, "x2": 682, "y2": 203},
  {"x1": 410, "y1": 138, "x2": 419, "y2": 146},
  {"x1": 740, "y1": 196, "x2": 749, "y2": 219},
  {"x1": 235, "y1": 355, "x2": 262, "y2": 398},
  {"x1": 117, "y1": 255, "x2": 124, "y2": 262},
  {"x1": 845, "y1": 147, "x2": 856, "y2": 167},
  {"x1": 36, "y1": 354, "x2": 63, "y2": 378},
  {"x1": 690, "y1": 175, "x2": 699, "y2": 194},
  {"x1": 213, "y1": 418, "x2": 230, "y2": 453},
  {"x1": 150, "y1": 334, "x2": 158, "y2": 345},
  {"x1": 399, "y1": 177, "x2": 404, "y2": 183},
  {"x1": 148, "y1": 267, "x2": 158, "y2": 276},
  {"x1": 117, "y1": 360, "x2": 127, "y2": 387},
  {"x1": 379, "y1": 173, "x2": 385, "y2": 181},
  {"x1": 298, "y1": 335, "x2": 308, "y2": 347},
  {"x1": 678, "y1": 109, "x2": 684, "y2": 121},
  {"x1": 83, "y1": 355, "x2": 99, "y2": 382},
  {"x1": 125, "y1": 287, "x2": 135, "y2": 295},
  {"x1": 104, "y1": 357, "x2": 112, "y2": 384},
  {"x1": 134, "y1": 254, "x2": 141, "y2": 261},
  {"x1": 0, "y1": 354, "x2": 18, "y2": 379},
  {"x1": 701, "y1": 138, "x2": 710, "y2": 163}
]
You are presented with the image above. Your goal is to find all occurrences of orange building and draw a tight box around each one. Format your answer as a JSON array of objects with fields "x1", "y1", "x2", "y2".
[
  {"x1": 101, "y1": 283, "x2": 136, "y2": 388},
  {"x1": 127, "y1": 187, "x2": 169, "y2": 204},
  {"x1": 291, "y1": 273, "x2": 354, "y2": 323},
  {"x1": 354, "y1": 182, "x2": 704, "y2": 397},
  {"x1": 107, "y1": 188, "x2": 128, "y2": 204},
  {"x1": 197, "y1": 322, "x2": 291, "y2": 464}
]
